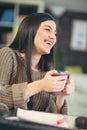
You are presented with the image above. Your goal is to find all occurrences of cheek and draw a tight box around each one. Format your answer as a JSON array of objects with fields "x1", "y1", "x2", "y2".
[
  {"x1": 35, "y1": 31, "x2": 46, "y2": 43},
  {"x1": 34, "y1": 34, "x2": 42, "y2": 48},
  {"x1": 53, "y1": 38, "x2": 56, "y2": 46},
  {"x1": 55, "y1": 37, "x2": 57, "y2": 44}
]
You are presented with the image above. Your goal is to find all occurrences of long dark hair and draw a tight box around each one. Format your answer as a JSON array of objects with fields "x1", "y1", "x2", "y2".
[{"x1": 9, "y1": 13, "x2": 56, "y2": 82}]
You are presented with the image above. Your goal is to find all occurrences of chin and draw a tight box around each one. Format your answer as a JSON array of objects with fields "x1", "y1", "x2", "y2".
[
  {"x1": 42, "y1": 49, "x2": 51, "y2": 55},
  {"x1": 47, "y1": 51, "x2": 50, "y2": 54},
  {"x1": 45, "y1": 49, "x2": 51, "y2": 54},
  {"x1": 43, "y1": 51, "x2": 50, "y2": 54}
]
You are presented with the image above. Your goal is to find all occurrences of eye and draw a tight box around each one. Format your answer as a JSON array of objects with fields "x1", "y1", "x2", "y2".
[
  {"x1": 45, "y1": 28, "x2": 51, "y2": 32},
  {"x1": 44, "y1": 27, "x2": 57, "y2": 37}
]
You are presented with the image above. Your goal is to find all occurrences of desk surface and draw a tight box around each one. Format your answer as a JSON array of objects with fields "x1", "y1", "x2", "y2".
[{"x1": 0, "y1": 118, "x2": 70, "y2": 130}]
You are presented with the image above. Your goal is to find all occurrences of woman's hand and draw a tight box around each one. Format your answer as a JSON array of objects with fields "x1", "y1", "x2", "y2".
[
  {"x1": 40, "y1": 70, "x2": 68, "y2": 93},
  {"x1": 61, "y1": 76, "x2": 75, "y2": 96},
  {"x1": 26, "y1": 70, "x2": 74, "y2": 98},
  {"x1": 55, "y1": 71, "x2": 75, "y2": 113}
]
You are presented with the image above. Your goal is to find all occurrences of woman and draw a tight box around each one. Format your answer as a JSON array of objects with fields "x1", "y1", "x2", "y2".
[{"x1": 0, "y1": 13, "x2": 75, "y2": 116}]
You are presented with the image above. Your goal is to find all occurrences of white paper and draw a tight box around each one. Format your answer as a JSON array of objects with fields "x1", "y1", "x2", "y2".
[{"x1": 17, "y1": 108, "x2": 76, "y2": 129}]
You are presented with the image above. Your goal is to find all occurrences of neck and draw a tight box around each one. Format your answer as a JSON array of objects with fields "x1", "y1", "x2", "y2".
[{"x1": 32, "y1": 53, "x2": 41, "y2": 71}]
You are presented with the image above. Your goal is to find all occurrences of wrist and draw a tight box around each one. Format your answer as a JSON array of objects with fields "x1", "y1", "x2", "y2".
[
  {"x1": 25, "y1": 80, "x2": 43, "y2": 97},
  {"x1": 56, "y1": 95, "x2": 65, "y2": 112},
  {"x1": 33, "y1": 80, "x2": 43, "y2": 92}
]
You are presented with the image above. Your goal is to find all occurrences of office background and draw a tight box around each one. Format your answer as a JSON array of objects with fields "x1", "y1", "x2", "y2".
[{"x1": 0, "y1": 0, "x2": 87, "y2": 116}]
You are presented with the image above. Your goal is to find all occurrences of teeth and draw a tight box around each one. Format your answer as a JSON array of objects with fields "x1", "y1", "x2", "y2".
[{"x1": 48, "y1": 42, "x2": 52, "y2": 45}]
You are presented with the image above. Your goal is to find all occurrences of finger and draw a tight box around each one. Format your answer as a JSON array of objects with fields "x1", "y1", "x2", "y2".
[
  {"x1": 47, "y1": 70, "x2": 58, "y2": 76},
  {"x1": 64, "y1": 84, "x2": 75, "y2": 94},
  {"x1": 56, "y1": 75, "x2": 68, "y2": 81}
]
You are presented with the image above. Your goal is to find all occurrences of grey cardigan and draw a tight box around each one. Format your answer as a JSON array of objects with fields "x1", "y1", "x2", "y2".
[{"x1": 0, "y1": 47, "x2": 67, "y2": 115}]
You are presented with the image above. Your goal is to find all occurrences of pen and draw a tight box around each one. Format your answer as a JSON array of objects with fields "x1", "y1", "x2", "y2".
[{"x1": 56, "y1": 117, "x2": 65, "y2": 125}]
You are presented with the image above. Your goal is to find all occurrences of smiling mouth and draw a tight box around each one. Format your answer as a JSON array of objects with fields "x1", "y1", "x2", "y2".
[
  {"x1": 47, "y1": 41, "x2": 52, "y2": 45},
  {"x1": 44, "y1": 40, "x2": 53, "y2": 46}
]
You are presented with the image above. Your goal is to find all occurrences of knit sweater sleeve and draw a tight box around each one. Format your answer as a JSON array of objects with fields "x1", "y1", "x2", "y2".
[
  {"x1": 0, "y1": 47, "x2": 27, "y2": 113},
  {"x1": 0, "y1": 47, "x2": 15, "y2": 84}
]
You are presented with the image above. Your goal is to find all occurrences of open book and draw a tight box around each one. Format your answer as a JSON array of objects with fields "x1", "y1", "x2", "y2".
[{"x1": 16, "y1": 108, "x2": 76, "y2": 129}]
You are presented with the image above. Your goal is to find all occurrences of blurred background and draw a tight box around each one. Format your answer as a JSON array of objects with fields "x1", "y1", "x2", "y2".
[{"x1": 0, "y1": 0, "x2": 87, "y2": 116}]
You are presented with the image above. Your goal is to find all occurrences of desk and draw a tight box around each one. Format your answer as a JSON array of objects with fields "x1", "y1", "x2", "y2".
[
  {"x1": 0, "y1": 118, "x2": 70, "y2": 130},
  {"x1": 0, "y1": 107, "x2": 77, "y2": 130}
]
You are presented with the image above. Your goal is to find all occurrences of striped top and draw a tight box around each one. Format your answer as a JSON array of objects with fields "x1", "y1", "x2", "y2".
[{"x1": 0, "y1": 47, "x2": 67, "y2": 116}]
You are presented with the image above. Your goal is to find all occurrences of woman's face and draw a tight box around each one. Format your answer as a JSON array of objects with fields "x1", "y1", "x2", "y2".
[{"x1": 33, "y1": 20, "x2": 57, "y2": 55}]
